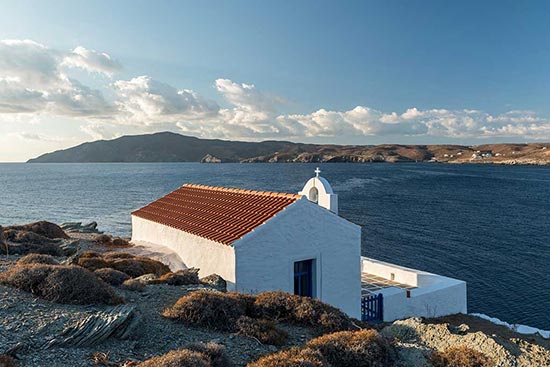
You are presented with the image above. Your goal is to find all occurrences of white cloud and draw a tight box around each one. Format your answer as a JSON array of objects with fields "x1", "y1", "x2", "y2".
[
  {"x1": 1, "y1": 39, "x2": 549, "y2": 145},
  {"x1": 62, "y1": 46, "x2": 122, "y2": 76},
  {"x1": 113, "y1": 76, "x2": 219, "y2": 125},
  {"x1": 0, "y1": 39, "x2": 114, "y2": 116}
]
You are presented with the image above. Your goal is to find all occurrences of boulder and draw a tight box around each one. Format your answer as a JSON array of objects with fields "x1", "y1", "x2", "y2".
[
  {"x1": 200, "y1": 274, "x2": 227, "y2": 292},
  {"x1": 200, "y1": 154, "x2": 222, "y2": 163}
]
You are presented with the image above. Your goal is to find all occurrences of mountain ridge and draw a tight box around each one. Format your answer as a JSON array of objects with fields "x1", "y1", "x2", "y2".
[{"x1": 27, "y1": 131, "x2": 550, "y2": 165}]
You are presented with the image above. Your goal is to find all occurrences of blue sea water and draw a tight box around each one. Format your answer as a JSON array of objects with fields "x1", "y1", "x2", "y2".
[{"x1": 0, "y1": 162, "x2": 549, "y2": 329}]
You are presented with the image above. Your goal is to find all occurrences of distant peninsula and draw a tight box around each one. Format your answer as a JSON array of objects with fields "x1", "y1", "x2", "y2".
[{"x1": 27, "y1": 132, "x2": 550, "y2": 165}]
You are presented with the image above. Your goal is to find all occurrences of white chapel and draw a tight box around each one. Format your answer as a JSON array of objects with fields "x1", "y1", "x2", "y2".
[{"x1": 131, "y1": 169, "x2": 467, "y2": 322}]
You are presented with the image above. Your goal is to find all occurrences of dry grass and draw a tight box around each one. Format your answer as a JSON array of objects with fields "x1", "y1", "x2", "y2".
[
  {"x1": 102, "y1": 251, "x2": 135, "y2": 260},
  {"x1": 5, "y1": 221, "x2": 68, "y2": 239},
  {"x1": 150, "y1": 270, "x2": 200, "y2": 286},
  {"x1": 94, "y1": 268, "x2": 131, "y2": 286},
  {"x1": 108, "y1": 257, "x2": 170, "y2": 277},
  {"x1": 17, "y1": 253, "x2": 59, "y2": 265},
  {"x1": 0, "y1": 354, "x2": 17, "y2": 367},
  {"x1": 0, "y1": 264, "x2": 124, "y2": 305},
  {"x1": 163, "y1": 290, "x2": 249, "y2": 331},
  {"x1": 306, "y1": 329, "x2": 393, "y2": 367},
  {"x1": 78, "y1": 257, "x2": 111, "y2": 271},
  {"x1": 254, "y1": 291, "x2": 354, "y2": 334},
  {"x1": 184, "y1": 342, "x2": 233, "y2": 367},
  {"x1": 135, "y1": 349, "x2": 211, "y2": 367},
  {"x1": 121, "y1": 279, "x2": 146, "y2": 292},
  {"x1": 430, "y1": 345, "x2": 493, "y2": 367},
  {"x1": 77, "y1": 251, "x2": 170, "y2": 278},
  {"x1": 247, "y1": 347, "x2": 329, "y2": 367},
  {"x1": 236, "y1": 316, "x2": 288, "y2": 346}
]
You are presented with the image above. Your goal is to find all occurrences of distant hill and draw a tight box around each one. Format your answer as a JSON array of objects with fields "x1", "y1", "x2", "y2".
[{"x1": 27, "y1": 132, "x2": 550, "y2": 165}]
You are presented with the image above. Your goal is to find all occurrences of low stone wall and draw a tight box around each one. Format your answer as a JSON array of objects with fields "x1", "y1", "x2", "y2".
[{"x1": 361, "y1": 257, "x2": 467, "y2": 322}]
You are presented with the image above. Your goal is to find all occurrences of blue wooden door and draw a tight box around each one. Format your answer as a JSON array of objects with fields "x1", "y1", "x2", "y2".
[{"x1": 294, "y1": 259, "x2": 314, "y2": 297}]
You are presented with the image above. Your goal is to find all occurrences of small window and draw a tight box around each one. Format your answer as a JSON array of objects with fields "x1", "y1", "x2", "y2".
[
  {"x1": 309, "y1": 187, "x2": 319, "y2": 204},
  {"x1": 390, "y1": 273, "x2": 395, "y2": 281},
  {"x1": 294, "y1": 259, "x2": 314, "y2": 297}
]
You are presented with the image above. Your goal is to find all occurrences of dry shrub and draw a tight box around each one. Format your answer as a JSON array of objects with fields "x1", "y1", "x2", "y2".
[
  {"x1": 0, "y1": 354, "x2": 17, "y2": 367},
  {"x1": 236, "y1": 316, "x2": 288, "y2": 346},
  {"x1": 136, "y1": 349, "x2": 211, "y2": 367},
  {"x1": 94, "y1": 268, "x2": 130, "y2": 286},
  {"x1": 80, "y1": 251, "x2": 102, "y2": 258},
  {"x1": 78, "y1": 257, "x2": 110, "y2": 271},
  {"x1": 163, "y1": 290, "x2": 249, "y2": 331},
  {"x1": 102, "y1": 251, "x2": 135, "y2": 259},
  {"x1": 0, "y1": 264, "x2": 123, "y2": 305},
  {"x1": 121, "y1": 279, "x2": 146, "y2": 292},
  {"x1": 95, "y1": 234, "x2": 112, "y2": 245},
  {"x1": 247, "y1": 347, "x2": 328, "y2": 367},
  {"x1": 430, "y1": 345, "x2": 493, "y2": 367},
  {"x1": 151, "y1": 270, "x2": 200, "y2": 286},
  {"x1": 77, "y1": 252, "x2": 169, "y2": 278},
  {"x1": 306, "y1": 329, "x2": 392, "y2": 367},
  {"x1": 17, "y1": 253, "x2": 59, "y2": 265},
  {"x1": 108, "y1": 257, "x2": 170, "y2": 277},
  {"x1": 111, "y1": 238, "x2": 132, "y2": 247},
  {"x1": 254, "y1": 291, "x2": 353, "y2": 334},
  {"x1": 5, "y1": 221, "x2": 68, "y2": 239},
  {"x1": 185, "y1": 342, "x2": 232, "y2": 367}
]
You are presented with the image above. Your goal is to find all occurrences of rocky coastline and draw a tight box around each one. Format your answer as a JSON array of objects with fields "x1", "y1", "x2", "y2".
[{"x1": 1, "y1": 221, "x2": 549, "y2": 366}]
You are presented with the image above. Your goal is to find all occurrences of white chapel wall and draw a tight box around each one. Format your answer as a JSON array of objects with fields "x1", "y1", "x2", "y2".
[
  {"x1": 131, "y1": 216, "x2": 237, "y2": 290},
  {"x1": 233, "y1": 200, "x2": 362, "y2": 318}
]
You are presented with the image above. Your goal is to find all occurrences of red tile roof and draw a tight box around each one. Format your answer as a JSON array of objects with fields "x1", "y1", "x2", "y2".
[{"x1": 132, "y1": 184, "x2": 302, "y2": 245}]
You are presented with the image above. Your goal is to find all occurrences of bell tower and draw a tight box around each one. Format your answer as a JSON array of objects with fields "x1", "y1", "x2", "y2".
[{"x1": 299, "y1": 167, "x2": 338, "y2": 215}]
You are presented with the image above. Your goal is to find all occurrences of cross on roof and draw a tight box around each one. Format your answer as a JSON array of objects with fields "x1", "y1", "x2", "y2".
[{"x1": 315, "y1": 167, "x2": 321, "y2": 177}]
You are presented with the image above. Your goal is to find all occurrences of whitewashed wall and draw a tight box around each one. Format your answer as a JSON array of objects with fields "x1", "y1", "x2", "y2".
[
  {"x1": 362, "y1": 257, "x2": 467, "y2": 322},
  {"x1": 131, "y1": 216, "x2": 237, "y2": 290},
  {"x1": 234, "y1": 200, "x2": 362, "y2": 318}
]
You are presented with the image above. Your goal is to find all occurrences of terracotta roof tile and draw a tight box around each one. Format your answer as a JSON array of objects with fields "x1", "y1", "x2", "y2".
[{"x1": 132, "y1": 184, "x2": 302, "y2": 245}]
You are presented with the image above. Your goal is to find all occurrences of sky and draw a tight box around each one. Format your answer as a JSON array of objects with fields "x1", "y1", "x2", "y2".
[{"x1": 0, "y1": 0, "x2": 549, "y2": 162}]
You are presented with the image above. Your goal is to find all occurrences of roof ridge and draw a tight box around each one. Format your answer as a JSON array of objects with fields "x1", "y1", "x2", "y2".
[{"x1": 183, "y1": 183, "x2": 302, "y2": 200}]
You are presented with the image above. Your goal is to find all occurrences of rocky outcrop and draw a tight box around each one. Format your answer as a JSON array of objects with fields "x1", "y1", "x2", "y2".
[
  {"x1": 60, "y1": 222, "x2": 102, "y2": 233},
  {"x1": 200, "y1": 154, "x2": 222, "y2": 163}
]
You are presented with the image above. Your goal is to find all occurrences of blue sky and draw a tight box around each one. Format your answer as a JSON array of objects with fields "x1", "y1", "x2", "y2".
[{"x1": 0, "y1": 0, "x2": 549, "y2": 161}]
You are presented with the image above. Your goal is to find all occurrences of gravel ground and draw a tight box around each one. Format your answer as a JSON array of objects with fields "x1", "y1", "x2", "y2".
[{"x1": 2, "y1": 230, "x2": 549, "y2": 366}]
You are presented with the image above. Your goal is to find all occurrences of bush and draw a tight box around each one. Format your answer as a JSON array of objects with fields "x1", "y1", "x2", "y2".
[
  {"x1": 102, "y1": 251, "x2": 135, "y2": 259},
  {"x1": 247, "y1": 347, "x2": 329, "y2": 367},
  {"x1": 5, "y1": 221, "x2": 68, "y2": 239},
  {"x1": 94, "y1": 268, "x2": 130, "y2": 286},
  {"x1": 163, "y1": 290, "x2": 249, "y2": 331},
  {"x1": 185, "y1": 342, "x2": 232, "y2": 367},
  {"x1": 17, "y1": 253, "x2": 59, "y2": 265},
  {"x1": 80, "y1": 251, "x2": 102, "y2": 258},
  {"x1": 429, "y1": 346, "x2": 493, "y2": 367},
  {"x1": 136, "y1": 349, "x2": 211, "y2": 367},
  {"x1": 95, "y1": 234, "x2": 112, "y2": 245},
  {"x1": 236, "y1": 316, "x2": 288, "y2": 346},
  {"x1": 254, "y1": 291, "x2": 353, "y2": 334},
  {"x1": 150, "y1": 270, "x2": 200, "y2": 286},
  {"x1": 0, "y1": 264, "x2": 123, "y2": 305},
  {"x1": 111, "y1": 237, "x2": 131, "y2": 247},
  {"x1": 108, "y1": 257, "x2": 170, "y2": 277},
  {"x1": 306, "y1": 329, "x2": 392, "y2": 367},
  {"x1": 0, "y1": 354, "x2": 17, "y2": 367},
  {"x1": 121, "y1": 279, "x2": 146, "y2": 292},
  {"x1": 76, "y1": 251, "x2": 170, "y2": 278},
  {"x1": 78, "y1": 257, "x2": 110, "y2": 271}
]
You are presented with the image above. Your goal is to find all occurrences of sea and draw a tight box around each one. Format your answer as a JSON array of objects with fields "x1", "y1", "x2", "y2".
[{"x1": 0, "y1": 162, "x2": 549, "y2": 329}]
